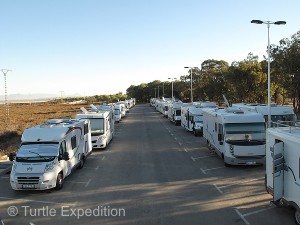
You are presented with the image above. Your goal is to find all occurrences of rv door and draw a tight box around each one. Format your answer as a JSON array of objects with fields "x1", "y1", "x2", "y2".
[{"x1": 273, "y1": 141, "x2": 284, "y2": 201}]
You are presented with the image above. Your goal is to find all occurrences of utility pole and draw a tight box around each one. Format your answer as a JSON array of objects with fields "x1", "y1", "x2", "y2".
[{"x1": 1, "y1": 69, "x2": 12, "y2": 126}]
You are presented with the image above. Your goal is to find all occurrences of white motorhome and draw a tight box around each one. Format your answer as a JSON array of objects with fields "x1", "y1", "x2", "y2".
[
  {"x1": 203, "y1": 107, "x2": 266, "y2": 166},
  {"x1": 181, "y1": 105, "x2": 204, "y2": 136},
  {"x1": 168, "y1": 102, "x2": 185, "y2": 125},
  {"x1": 232, "y1": 103, "x2": 296, "y2": 125},
  {"x1": 9, "y1": 118, "x2": 92, "y2": 190},
  {"x1": 76, "y1": 107, "x2": 114, "y2": 149},
  {"x1": 265, "y1": 122, "x2": 300, "y2": 224},
  {"x1": 116, "y1": 102, "x2": 127, "y2": 118},
  {"x1": 113, "y1": 104, "x2": 122, "y2": 123}
]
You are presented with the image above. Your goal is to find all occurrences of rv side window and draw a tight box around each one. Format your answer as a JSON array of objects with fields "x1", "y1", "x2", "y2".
[
  {"x1": 59, "y1": 141, "x2": 67, "y2": 156},
  {"x1": 71, "y1": 136, "x2": 77, "y2": 149},
  {"x1": 84, "y1": 123, "x2": 89, "y2": 135},
  {"x1": 215, "y1": 123, "x2": 217, "y2": 131}
]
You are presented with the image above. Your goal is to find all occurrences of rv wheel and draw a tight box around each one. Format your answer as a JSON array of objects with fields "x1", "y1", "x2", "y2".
[
  {"x1": 193, "y1": 130, "x2": 198, "y2": 136},
  {"x1": 294, "y1": 209, "x2": 300, "y2": 225},
  {"x1": 55, "y1": 173, "x2": 64, "y2": 190},
  {"x1": 78, "y1": 156, "x2": 85, "y2": 169}
]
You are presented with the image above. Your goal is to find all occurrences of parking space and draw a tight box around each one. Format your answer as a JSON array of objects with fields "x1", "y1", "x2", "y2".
[{"x1": 158, "y1": 114, "x2": 294, "y2": 225}]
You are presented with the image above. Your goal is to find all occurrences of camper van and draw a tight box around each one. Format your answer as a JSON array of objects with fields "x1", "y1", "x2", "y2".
[
  {"x1": 181, "y1": 105, "x2": 204, "y2": 136},
  {"x1": 232, "y1": 103, "x2": 296, "y2": 125},
  {"x1": 114, "y1": 104, "x2": 122, "y2": 123},
  {"x1": 168, "y1": 102, "x2": 185, "y2": 125},
  {"x1": 265, "y1": 122, "x2": 300, "y2": 225},
  {"x1": 76, "y1": 107, "x2": 114, "y2": 149},
  {"x1": 9, "y1": 118, "x2": 92, "y2": 190},
  {"x1": 202, "y1": 107, "x2": 266, "y2": 166}
]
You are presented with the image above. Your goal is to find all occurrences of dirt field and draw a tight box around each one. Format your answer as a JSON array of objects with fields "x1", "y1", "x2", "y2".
[{"x1": 0, "y1": 102, "x2": 89, "y2": 157}]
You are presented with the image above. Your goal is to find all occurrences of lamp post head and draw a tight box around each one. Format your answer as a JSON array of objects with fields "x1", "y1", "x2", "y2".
[
  {"x1": 274, "y1": 21, "x2": 286, "y2": 25},
  {"x1": 184, "y1": 67, "x2": 190, "y2": 69},
  {"x1": 251, "y1": 20, "x2": 263, "y2": 24}
]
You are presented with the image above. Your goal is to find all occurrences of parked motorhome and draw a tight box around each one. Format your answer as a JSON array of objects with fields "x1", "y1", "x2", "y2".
[
  {"x1": 116, "y1": 103, "x2": 127, "y2": 118},
  {"x1": 181, "y1": 105, "x2": 204, "y2": 136},
  {"x1": 114, "y1": 104, "x2": 122, "y2": 123},
  {"x1": 232, "y1": 103, "x2": 296, "y2": 125},
  {"x1": 9, "y1": 118, "x2": 92, "y2": 190},
  {"x1": 265, "y1": 122, "x2": 300, "y2": 224},
  {"x1": 202, "y1": 107, "x2": 266, "y2": 166},
  {"x1": 76, "y1": 108, "x2": 114, "y2": 149},
  {"x1": 168, "y1": 102, "x2": 185, "y2": 125}
]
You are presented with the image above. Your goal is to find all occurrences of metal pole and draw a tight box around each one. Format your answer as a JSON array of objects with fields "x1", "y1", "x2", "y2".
[
  {"x1": 154, "y1": 88, "x2": 156, "y2": 98},
  {"x1": 171, "y1": 81, "x2": 174, "y2": 99},
  {"x1": 1, "y1": 69, "x2": 12, "y2": 125},
  {"x1": 267, "y1": 23, "x2": 271, "y2": 127},
  {"x1": 190, "y1": 68, "x2": 193, "y2": 103},
  {"x1": 158, "y1": 86, "x2": 160, "y2": 99},
  {"x1": 163, "y1": 83, "x2": 164, "y2": 97}
]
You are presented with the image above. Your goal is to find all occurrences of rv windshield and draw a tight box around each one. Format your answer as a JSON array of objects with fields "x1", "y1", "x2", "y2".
[
  {"x1": 114, "y1": 109, "x2": 120, "y2": 115},
  {"x1": 89, "y1": 118, "x2": 104, "y2": 135},
  {"x1": 16, "y1": 143, "x2": 58, "y2": 162},
  {"x1": 264, "y1": 114, "x2": 295, "y2": 123},
  {"x1": 224, "y1": 123, "x2": 265, "y2": 146},
  {"x1": 194, "y1": 115, "x2": 203, "y2": 122}
]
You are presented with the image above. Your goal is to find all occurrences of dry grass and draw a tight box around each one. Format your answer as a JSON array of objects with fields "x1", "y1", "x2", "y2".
[{"x1": 0, "y1": 102, "x2": 88, "y2": 157}]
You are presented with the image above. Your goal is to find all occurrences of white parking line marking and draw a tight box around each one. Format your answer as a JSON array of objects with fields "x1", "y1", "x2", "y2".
[
  {"x1": 235, "y1": 208, "x2": 250, "y2": 225},
  {"x1": 191, "y1": 155, "x2": 216, "y2": 161},
  {"x1": 184, "y1": 148, "x2": 188, "y2": 152},
  {"x1": 178, "y1": 142, "x2": 182, "y2": 146},
  {"x1": 200, "y1": 166, "x2": 225, "y2": 174},
  {"x1": 234, "y1": 206, "x2": 274, "y2": 225},
  {"x1": 102, "y1": 156, "x2": 105, "y2": 160},
  {"x1": 84, "y1": 179, "x2": 91, "y2": 188},
  {"x1": 216, "y1": 177, "x2": 265, "y2": 190},
  {"x1": 213, "y1": 184, "x2": 223, "y2": 194}
]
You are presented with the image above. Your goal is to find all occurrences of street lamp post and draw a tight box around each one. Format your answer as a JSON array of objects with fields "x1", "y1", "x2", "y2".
[
  {"x1": 251, "y1": 20, "x2": 286, "y2": 127},
  {"x1": 184, "y1": 67, "x2": 198, "y2": 103},
  {"x1": 154, "y1": 88, "x2": 156, "y2": 98},
  {"x1": 158, "y1": 86, "x2": 160, "y2": 99},
  {"x1": 1, "y1": 69, "x2": 12, "y2": 125},
  {"x1": 168, "y1": 78, "x2": 177, "y2": 100}
]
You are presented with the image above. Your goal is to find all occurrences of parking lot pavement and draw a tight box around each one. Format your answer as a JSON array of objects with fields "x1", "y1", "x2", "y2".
[{"x1": 0, "y1": 159, "x2": 12, "y2": 175}]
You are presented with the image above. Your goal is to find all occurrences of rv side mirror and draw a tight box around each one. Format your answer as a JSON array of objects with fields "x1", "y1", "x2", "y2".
[
  {"x1": 219, "y1": 141, "x2": 223, "y2": 145},
  {"x1": 62, "y1": 152, "x2": 70, "y2": 161},
  {"x1": 8, "y1": 153, "x2": 16, "y2": 161}
]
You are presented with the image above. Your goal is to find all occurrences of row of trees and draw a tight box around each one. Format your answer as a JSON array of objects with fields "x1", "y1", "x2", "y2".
[
  {"x1": 54, "y1": 92, "x2": 128, "y2": 104},
  {"x1": 126, "y1": 31, "x2": 300, "y2": 112}
]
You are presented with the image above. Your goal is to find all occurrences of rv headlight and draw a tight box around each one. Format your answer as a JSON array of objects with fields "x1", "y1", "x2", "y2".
[
  {"x1": 99, "y1": 136, "x2": 106, "y2": 141},
  {"x1": 44, "y1": 163, "x2": 55, "y2": 172},
  {"x1": 229, "y1": 145, "x2": 234, "y2": 154}
]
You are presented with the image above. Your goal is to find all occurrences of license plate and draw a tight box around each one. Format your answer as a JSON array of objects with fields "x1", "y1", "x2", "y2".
[
  {"x1": 22, "y1": 184, "x2": 35, "y2": 189},
  {"x1": 246, "y1": 161, "x2": 256, "y2": 165}
]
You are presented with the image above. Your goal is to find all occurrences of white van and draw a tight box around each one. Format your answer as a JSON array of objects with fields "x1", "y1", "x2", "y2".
[
  {"x1": 265, "y1": 122, "x2": 300, "y2": 224},
  {"x1": 181, "y1": 105, "x2": 204, "y2": 136},
  {"x1": 9, "y1": 118, "x2": 92, "y2": 190},
  {"x1": 76, "y1": 108, "x2": 114, "y2": 149},
  {"x1": 203, "y1": 107, "x2": 266, "y2": 166}
]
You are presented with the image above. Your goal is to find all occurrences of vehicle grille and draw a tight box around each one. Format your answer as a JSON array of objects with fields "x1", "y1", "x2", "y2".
[{"x1": 17, "y1": 176, "x2": 40, "y2": 184}]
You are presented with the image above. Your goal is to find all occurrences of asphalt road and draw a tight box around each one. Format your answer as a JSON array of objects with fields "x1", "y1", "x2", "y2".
[{"x1": 0, "y1": 104, "x2": 295, "y2": 225}]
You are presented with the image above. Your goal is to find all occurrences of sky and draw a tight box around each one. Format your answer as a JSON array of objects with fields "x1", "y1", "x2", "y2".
[{"x1": 0, "y1": 0, "x2": 299, "y2": 98}]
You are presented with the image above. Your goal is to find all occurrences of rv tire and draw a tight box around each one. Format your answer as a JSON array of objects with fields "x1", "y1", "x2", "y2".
[
  {"x1": 78, "y1": 156, "x2": 85, "y2": 169},
  {"x1": 294, "y1": 209, "x2": 300, "y2": 225},
  {"x1": 55, "y1": 173, "x2": 64, "y2": 190}
]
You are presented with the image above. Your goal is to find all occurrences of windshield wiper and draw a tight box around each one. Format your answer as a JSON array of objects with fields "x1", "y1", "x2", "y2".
[{"x1": 29, "y1": 151, "x2": 43, "y2": 158}]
